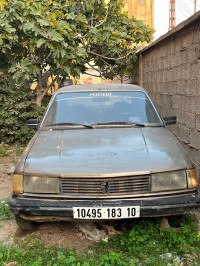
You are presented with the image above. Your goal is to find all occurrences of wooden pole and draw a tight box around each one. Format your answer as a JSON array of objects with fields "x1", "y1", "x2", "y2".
[{"x1": 194, "y1": 0, "x2": 197, "y2": 13}]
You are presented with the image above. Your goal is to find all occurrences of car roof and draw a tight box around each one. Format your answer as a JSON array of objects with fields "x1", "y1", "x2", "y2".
[{"x1": 54, "y1": 84, "x2": 148, "y2": 95}]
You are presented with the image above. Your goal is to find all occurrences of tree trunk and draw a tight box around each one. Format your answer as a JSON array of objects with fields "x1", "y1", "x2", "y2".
[
  {"x1": 36, "y1": 93, "x2": 43, "y2": 106},
  {"x1": 60, "y1": 75, "x2": 66, "y2": 88},
  {"x1": 35, "y1": 71, "x2": 43, "y2": 106}
]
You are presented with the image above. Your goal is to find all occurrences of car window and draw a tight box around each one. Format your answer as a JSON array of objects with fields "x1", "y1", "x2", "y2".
[{"x1": 42, "y1": 91, "x2": 162, "y2": 126}]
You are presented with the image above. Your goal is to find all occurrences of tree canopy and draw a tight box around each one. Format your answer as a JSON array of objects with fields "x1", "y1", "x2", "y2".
[{"x1": 0, "y1": 0, "x2": 153, "y2": 105}]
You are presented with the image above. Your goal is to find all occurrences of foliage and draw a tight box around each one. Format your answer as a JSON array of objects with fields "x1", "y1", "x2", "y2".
[
  {"x1": 0, "y1": 144, "x2": 24, "y2": 157},
  {"x1": 93, "y1": 217, "x2": 200, "y2": 265},
  {"x1": 96, "y1": 252, "x2": 128, "y2": 266},
  {"x1": 0, "y1": 236, "x2": 83, "y2": 266},
  {"x1": 0, "y1": 0, "x2": 153, "y2": 105},
  {"x1": 0, "y1": 74, "x2": 44, "y2": 144},
  {"x1": 0, "y1": 217, "x2": 200, "y2": 265},
  {"x1": 0, "y1": 198, "x2": 13, "y2": 221},
  {"x1": 0, "y1": 145, "x2": 10, "y2": 157},
  {"x1": 15, "y1": 146, "x2": 24, "y2": 156}
]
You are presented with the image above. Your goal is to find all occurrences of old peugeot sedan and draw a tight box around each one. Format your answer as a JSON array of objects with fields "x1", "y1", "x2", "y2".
[{"x1": 9, "y1": 84, "x2": 200, "y2": 230}]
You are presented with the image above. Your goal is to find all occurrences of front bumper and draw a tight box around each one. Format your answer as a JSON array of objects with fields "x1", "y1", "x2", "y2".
[{"x1": 9, "y1": 191, "x2": 200, "y2": 221}]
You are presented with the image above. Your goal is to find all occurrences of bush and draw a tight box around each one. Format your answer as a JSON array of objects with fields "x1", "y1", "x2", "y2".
[{"x1": 0, "y1": 74, "x2": 44, "y2": 144}]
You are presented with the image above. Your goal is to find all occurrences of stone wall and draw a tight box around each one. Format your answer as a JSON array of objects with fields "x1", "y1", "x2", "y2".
[{"x1": 138, "y1": 12, "x2": 200, "y2": 173}]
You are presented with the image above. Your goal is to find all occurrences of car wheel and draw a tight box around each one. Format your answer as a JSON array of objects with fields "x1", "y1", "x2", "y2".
[{"x1": 15, "y1": 214, "x2": 39, "y2": 231}]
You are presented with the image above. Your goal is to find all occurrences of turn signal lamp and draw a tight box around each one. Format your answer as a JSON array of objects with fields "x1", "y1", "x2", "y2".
[
  {"x1": 187, "y1": 169, "x2": 198, "y2": 188},
  {"x1": 13, "y1": 174, "x2": 23, "y2": 193}
]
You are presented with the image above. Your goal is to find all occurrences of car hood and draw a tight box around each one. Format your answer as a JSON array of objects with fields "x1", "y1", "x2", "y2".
[{"x1": 23, "y1": 127, "x2": 192, "y2": 176}]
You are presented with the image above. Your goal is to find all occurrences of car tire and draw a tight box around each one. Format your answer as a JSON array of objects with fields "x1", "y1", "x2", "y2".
[{"x1": 15, "y1": 214, "x2": 39, "y2": 231}]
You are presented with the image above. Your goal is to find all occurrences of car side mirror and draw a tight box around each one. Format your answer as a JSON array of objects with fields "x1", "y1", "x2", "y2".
[
  {"x1": 27, "y1": 119, "x2": 40, "y2": 129},
  {"x1": 163, "y1": 116, "x2": 177, "y2": 125}
]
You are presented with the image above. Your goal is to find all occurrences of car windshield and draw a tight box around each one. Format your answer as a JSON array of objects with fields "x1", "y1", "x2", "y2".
[{"x1": 42, "y1": 91, "x2": 163, "y2": 127}]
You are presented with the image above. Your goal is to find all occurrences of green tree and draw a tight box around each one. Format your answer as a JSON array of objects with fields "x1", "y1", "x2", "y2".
[
  {"x1": 0, "y1": 0, "x2": 153, "y2": 106},
  {"x1": 0, "y1": 72, "x2": 44, "y2": 144}
]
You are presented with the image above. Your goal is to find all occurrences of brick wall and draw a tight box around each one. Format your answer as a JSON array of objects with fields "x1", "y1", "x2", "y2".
[{"x1": 139, "y1": 12, "x2": 200, "y2": 173}]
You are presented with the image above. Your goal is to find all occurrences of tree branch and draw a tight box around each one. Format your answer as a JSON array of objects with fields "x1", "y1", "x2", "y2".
[
  {"x1": 84, "y1": 72, "x2": 102, "y2": 78},
  {"x1": 44, "y1": 50, "x2": 52, "y2": 62},
  {"x1": 116, "y1": 75, "x2": 131, "y2": 83},
  {"x1": 59, "y1": 75, "x2": 66, "y2": 88},
  {"x1": 77, "y1": 0, "x2": 81, "y2": 14},
  {"x1": 33, "y1": 68, "x2": 57, "y2": 93},
  {"x1": 100, "y1": 57, "x2": 111, "y2": 66},
  {"x1": 91, "y1": 8, "x2": 94, "y2": 27},
  {"x1": 5, "y1": 49, "x2": 15, "y2": 62},
  {"x1": 41, "y1": 68, "x2": 57, "y2": 82},
  {"x1": 87, "y1": 11, "x2": 109, "y2": 29},
  {"x1": 88, "y1": 50, "x2": 133, "y2": 61},
  {"x1": 86, "y1": 62, "x2": 101, "y2": 73},
  {"x1": 27, "y1": 44, "x2": 33, "y2": 62},
  {"x1": 41, "y1": 76, "x2": 59, "y2": 97}
]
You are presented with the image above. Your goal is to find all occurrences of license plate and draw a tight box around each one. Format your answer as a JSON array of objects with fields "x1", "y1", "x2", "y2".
[{"x1": 73, "y1": 206, "x2": 140, "y2": 219}]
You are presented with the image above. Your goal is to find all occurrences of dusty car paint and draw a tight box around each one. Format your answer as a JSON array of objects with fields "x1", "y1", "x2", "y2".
[{"x1": 23, "y1": 127, "x2": 193, "y2": 177}]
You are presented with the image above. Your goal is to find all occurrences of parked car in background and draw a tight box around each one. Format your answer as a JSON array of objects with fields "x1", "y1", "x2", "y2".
[{"x1": 9, "y1": 84, "x2": 200, "y2": 230}]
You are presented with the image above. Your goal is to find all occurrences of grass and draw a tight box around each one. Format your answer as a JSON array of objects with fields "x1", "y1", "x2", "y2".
[
  {"x1": 90, "y1": 216, "x2": 200, "y2": 265},
  {"x1": 0, "y1": 198, "x2": 13, "y2": 221},
  {"x1": 0, "y1": 237, "x2": 83, "y2": 266},
  {"x1": 15, "y1": 146, "x2": 24, "y2": 156},
  {"x1": 0, "y1": 144, "x2": 24, "y2": 157},
  {"x1": 0, "y1": 212, "x2": 199, "y2": 265},
  {"x1": 0, "y1": 145, "x2": 10, "y2": 157}
]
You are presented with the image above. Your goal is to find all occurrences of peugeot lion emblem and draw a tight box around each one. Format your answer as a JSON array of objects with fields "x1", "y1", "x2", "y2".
[{"x1": 101, "y1": 181, "x2": 110, "y2": 193}]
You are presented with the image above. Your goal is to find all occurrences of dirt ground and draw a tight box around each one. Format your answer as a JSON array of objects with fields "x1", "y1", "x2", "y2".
[
  {"x1": 0, "y1": 151, "x2": 94, "y2": 253},
  {"x1": 0, "y1": 220, "x2": 94, "y2": 253},
  {"x1": 0, "y1": 153, "x2": 14, "y2": 199}
]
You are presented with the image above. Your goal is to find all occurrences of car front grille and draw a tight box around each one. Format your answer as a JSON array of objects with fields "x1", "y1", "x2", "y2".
[{"x1": 60, "y1": 175, "x2": 150, "y2": 197}]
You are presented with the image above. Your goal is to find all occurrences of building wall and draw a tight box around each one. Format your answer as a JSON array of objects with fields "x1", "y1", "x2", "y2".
[
  {"x1": 124, "y1": 0, "x2": 154, "y2": 28},
  {"x1": 139, "y1": 12, "x2": 200, "y2": 173}
]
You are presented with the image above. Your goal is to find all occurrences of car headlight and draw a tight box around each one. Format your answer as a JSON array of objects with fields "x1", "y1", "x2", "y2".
[
  {"x1": 151, "y1": 170, "x2": 187, "y2": 192},
  {"x1": 24, "y1": 176, "x2": 59, "y2": 193}
]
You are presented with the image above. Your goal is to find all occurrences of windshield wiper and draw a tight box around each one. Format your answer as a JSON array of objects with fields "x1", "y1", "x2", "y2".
[
  {"x1": 46, "y1": 123, "x2": 94, "y2": 129},
  {"x1": 90, "y1": 121, "x2": 148, "y2": 127}
]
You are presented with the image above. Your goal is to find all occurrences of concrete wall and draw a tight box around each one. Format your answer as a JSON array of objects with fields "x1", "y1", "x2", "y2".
[{"x1": 139, "y1": 12, "x2": 200, "y2": 173}]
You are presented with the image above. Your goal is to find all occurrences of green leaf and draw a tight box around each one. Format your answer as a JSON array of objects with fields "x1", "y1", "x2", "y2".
[
  {"x1": 36, "y1": 19, "x2": 49, "y2": 26},
  {"x1": 36, "y1": 38, "x2": 46, "y2": 48},
  {"x1": 66, "y1": 13, "x2": 76, "y2": 20},
  {"x1": 60, "y1": 49, "x2": 65, "y2": 58},
  {"x1": 63, "y1": 66, "x2": 70, "y2": 75},
  {"x1": 23, "y1": 22, "x2": 35, "y2": 31},
  {"x1": 51, "y1": 32, "x2": 64, "y2": 42}
]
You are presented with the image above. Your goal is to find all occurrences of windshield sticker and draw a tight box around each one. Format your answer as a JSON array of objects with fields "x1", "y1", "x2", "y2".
[{"x1": 90, "y1": 92, "x2": 112, "y2": 97}]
